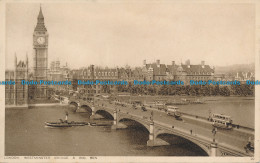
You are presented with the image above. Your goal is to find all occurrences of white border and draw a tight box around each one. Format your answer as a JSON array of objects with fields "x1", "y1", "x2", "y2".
[{"x1": 0, "y1": 0, "x2": 259, "y2": 162}]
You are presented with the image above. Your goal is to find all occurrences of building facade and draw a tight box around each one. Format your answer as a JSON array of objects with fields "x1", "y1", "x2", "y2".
[
  {"x1": 142, "y1": 59, "x2": 214, "y2": 85},
  {"x1": 48, "y1": 60, "x2": 71, "y2": 90},
  {"x1": 5, "y1": 55, "x2": 29, "y2": 106},
  {"x1": 71, "y1": 65, "x2": 119, "y2": 94}
]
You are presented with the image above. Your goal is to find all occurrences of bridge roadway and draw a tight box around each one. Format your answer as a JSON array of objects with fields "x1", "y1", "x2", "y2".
[{"x1": 69, "y1": 98, "x2": 254, "y2": 157}]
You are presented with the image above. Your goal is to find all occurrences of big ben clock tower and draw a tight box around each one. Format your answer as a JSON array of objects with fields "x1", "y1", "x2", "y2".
[{"x1": 33, "y1": 6, "x2": 48, "y2": 99}]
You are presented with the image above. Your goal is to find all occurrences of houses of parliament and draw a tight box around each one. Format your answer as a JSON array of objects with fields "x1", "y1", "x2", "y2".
[
  {"x1": 4, "y1": 6, "x2": 223, "y2": 107},
  {"x1": 5, "y1": 7, "x2": 49, "y2": 107}
]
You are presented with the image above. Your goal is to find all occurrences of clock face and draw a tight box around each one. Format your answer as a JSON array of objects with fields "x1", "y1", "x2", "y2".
[{"x1": 37, "y1": 37, "x2": 45, "y2": 44}]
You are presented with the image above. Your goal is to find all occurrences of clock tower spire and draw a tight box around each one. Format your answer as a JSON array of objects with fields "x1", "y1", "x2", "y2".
[
  {"x1": 33, "y1": 5, "x2": 49, "y2": 99},
  {"x1": 34, "y1": 5, "x2": 47, "y2": 32}
]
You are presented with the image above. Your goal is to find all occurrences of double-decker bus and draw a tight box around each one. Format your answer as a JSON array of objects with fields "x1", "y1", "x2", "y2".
[
  {"x1": 166, "y1": 106, "x2": 181, "y2": 119},
  {"x1": 209, "y1": 113, "x2": 233, "y2": 129}
]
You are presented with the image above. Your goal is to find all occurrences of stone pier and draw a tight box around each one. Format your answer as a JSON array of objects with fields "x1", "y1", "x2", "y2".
[
  {"x1": 147, "y1": 122, "x2": 169, "y2": 146},
  {"x1": 210, "y1": 143, "x2": 218, "y2": 156}
]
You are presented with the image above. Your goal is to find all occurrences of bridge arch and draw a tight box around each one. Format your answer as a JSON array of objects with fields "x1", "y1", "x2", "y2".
[
  {"x1": 80, "y1": 104, "x2": 93, "y2": 113},
  {"x1": 155, "y1": 131, "x2": 210, "y2": 156},
  {"x1": 118, "y1": 117, "x2": 150, "y2": 132},
  {"x1": 69, "y1": 101, "x2": 78, "y2": 107},
  {"x1": 95, "y1": 109, "x2": 114, "y2": 120}
]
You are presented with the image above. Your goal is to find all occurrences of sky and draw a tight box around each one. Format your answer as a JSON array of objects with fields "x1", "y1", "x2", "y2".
[{"x1": 5, "y1": 2, "x2": 255, "y2": 69}]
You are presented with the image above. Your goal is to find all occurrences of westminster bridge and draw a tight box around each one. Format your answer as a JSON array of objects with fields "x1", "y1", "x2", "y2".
[{"x1": 68, "y1": 97, "x2": 254, "y2": 157}]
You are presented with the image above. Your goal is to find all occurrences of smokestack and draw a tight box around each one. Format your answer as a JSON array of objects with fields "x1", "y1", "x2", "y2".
[
  {"x1": 26, "y1": 52, "x2": 29, "y2": 76},
  {"x1": 186, "y1": 59, "x2": 190, "y2": 68},
  {"x1": 26, "y1": 53, "x2": 28, "y2": 67},
  {"x1": 156, "y1": 60, "x2": 160, "y2": 67},
  {"x1": 201, "y1": 61, "x2": 205, "y2": 68},
  {"x1": 172, "y1": 61, "x2": 175, "y2": 66},
  {"x1": 143, "y1": 60, "x2": 146, "y2": 67},
  {"x1": 14, "y1": 52, "x2": 17, "y2": 71}
]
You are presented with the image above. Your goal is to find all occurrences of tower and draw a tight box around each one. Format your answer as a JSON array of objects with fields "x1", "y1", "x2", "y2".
[{"x1": 33, "y1": 6, "x2": 48, "y2": 99}]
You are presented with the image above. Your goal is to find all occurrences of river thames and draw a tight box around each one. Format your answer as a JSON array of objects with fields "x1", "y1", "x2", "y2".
[{"x1": 5, "y1": 96, "x2": 254, "y2": 156}]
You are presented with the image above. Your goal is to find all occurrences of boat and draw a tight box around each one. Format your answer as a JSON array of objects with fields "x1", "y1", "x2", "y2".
[
  {"x1": 189, "y1": 98, "x2": 205, "y2": 104},
  {"x1": 45, "y1": 121, "x2": 72, "y2": 127},
  {"x1": 165, "y1": 99, "x2": 189, "y2": 105},
  {"x1": 166, "y1": 98, "x2": 205, "y2": 105},
  {"x1": 45, "y1": 112, "x2": 88, "y2": 127},
  {"x1": 89, "y1": 121, "x2": 113, "y2": 126}
]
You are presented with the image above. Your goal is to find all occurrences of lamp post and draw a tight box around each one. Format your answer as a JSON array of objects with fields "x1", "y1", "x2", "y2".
[
  {"x1": 212, "y1": 127, "x2": 217, "y2": 143},
  {"x1": 150, "y1": 110, "x2": 154, "y2": 122},
  {"x1": 211, "y1": 127, "x2": 218, "y2": 156}
]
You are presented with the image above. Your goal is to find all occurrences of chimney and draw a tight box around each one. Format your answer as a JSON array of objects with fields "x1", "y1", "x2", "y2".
[
  {"x1": 186, "y1": 59, "x2": 190, "y2": 68},
  {"x1": 156, "y1": 60, "x2": 160, "y2": 67},
  {"x1": 143, "y1": 60, "x2": 146, "y2": 67},
  {"x1": 201, "y1": 61, "x2": 205, "y2": 68},
  {"x1": 172, "y1": 61, "x2": 175, "y2": 66},
  {"x1": 26, "y1": 53, "x2": 29, "y2": 75},
  {"x1": 14, "y1": 53, "x2": 17, "y2": 71},
  {"x1": 26, "y1": 53, "x2": 28, "y2": 67}
]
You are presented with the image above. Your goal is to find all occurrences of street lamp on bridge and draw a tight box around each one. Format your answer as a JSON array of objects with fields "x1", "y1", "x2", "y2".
[
  {"x1": 212, "y1": 127, "x2": 217, "y2": 143},
  {"x1": 150, "y1": 110, "x2": 154, "y2": 122}
]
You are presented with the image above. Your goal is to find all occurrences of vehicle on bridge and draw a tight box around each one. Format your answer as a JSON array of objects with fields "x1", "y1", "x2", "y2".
[
  {"x1": 132, "y1": 103, "x2": 138, "y2": 110},
  {"x1": 244, "y1": 141, "x2": 254, "y2": 154},
  {"x1": 154, "y1": 103, "x2": 166, "y2": 111},
  {"x1": 132, "y1": 100, "x2": 142, "y2": 105},
  {"x1": 141, "y1": 105, "x2": 147, "y2": 111},
  {"x1": 209, "y1": 113, "x2": 233, "y2": 129},
  {"x1": 166, "y1": 106, "x2": 182, "y2": 119},
  {"x1": 115, "y1": 101, "x2": 127, "y2": 107}
]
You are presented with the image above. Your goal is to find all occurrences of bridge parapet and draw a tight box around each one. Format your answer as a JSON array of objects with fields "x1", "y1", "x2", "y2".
[{"x1": 69, "y1": 98, "x2": 254, "y2": 157}]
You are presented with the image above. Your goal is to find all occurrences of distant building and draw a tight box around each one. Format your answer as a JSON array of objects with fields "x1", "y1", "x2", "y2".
[
  {"x1": 214, "y1": 74, "x2": 225, "y2": 81},
  {"x1": 5, "y1": 55, "x2": 29, "y2": 107},
  {"x1": 142, "y1": 59, "x2": 214, "y2": 85},
  {"x1": 48, "y1": 60, "x2": 71, "y2": 90},
  {"x1": 172, "y1": 60, "x2": 215, "y2": 85},
  {"x1": 71, "y1": 65, "x2": 119, "y2": 94},
  {"x1": 142, "y1": 60, "x2": 167, "y2": 81},
  {"x1": 129, "y1": 67, "x2": 144, "y2": 81},
  {"x1": 235, "y1": 72, "x2": 255, "y2": 82}
]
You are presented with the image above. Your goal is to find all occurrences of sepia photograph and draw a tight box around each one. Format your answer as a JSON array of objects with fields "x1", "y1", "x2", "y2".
[{"x1": 1, "y1": 0, "x2": 259, "y2": 162}]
